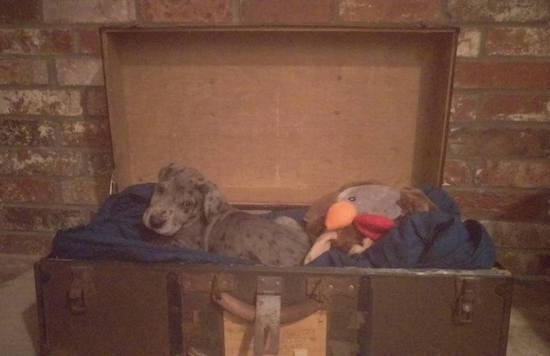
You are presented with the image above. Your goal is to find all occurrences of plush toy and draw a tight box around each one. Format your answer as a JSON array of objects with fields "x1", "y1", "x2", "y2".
[{"x1": 303, "y1": 183, "x2": 437, "y2": 264}]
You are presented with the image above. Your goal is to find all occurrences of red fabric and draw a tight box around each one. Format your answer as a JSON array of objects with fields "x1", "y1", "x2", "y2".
[{"x1": 352, "y1": 214, "x2": 395, "y2": 240}]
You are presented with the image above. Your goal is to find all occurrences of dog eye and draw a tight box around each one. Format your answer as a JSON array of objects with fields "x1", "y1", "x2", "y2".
[
  {"x1": 348, "y1": 196, "x2": 356, "y2": 202},
  {"x1": 156, "y1": 185, "x2": 165, "y2": 194}
]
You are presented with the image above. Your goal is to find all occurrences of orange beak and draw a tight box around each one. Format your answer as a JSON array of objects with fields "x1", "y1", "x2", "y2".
[{"x1": 324, "y1": 201, "x2": 357, "y2": 230}]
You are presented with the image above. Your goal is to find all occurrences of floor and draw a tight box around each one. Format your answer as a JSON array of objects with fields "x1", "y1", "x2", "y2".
[{"x1": 1, "y1": 253, "x2": 549, "y2": 355}]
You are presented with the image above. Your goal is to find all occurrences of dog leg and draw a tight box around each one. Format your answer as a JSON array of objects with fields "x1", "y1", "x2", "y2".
[{"x1": 273, "y1": 216, "x2": 303, "y2": 232}]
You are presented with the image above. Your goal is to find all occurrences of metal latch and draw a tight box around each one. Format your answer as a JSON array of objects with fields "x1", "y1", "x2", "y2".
[
  {"x1": 454, "y1": 277, "x2": 478, "y2": 324},
  {"x1": 254, "y1": 276, "x2": 282, "y2": 356},
  {"x1": 306, "y1": 277, "x2": 359, "y2": 302},
  {"x1": 67, "y1": 267, "x2": 95, "y2": 314}
]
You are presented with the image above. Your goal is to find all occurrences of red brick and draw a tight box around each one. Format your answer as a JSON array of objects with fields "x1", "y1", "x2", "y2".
[
  {"x1": 456, "y1": 27, "x2": 481, "y2": 58},
  {"x1": 56, "y1": 57, "x2": 104, "y2": 86},
  {"x1": 0, "y1": 59, "x2": 48, "y2": 85},
  {"x1": 36, "y1": 122, "x2": 57, "y2": 146},
  {"x1": 60, "y1": 120, "x2": 112, "y2": 148},
  {"x1": 242, "y1": 0, "x2": 333, "y2": 24},
  {"x1": 447, "y1": 189, "x2": 549, "y2": 220},
  {"x1": 43, "y1": 0, "x2": 136, "y2": 23},
  {"x1": 0, "y1": 233, "x2": 53, "y2": 255},
  {"x1": 0, "y1": 89, "x2": 82, "y2": 116},
  {"x1": 86, "y1": 152, "x2": 115, "y2": 176},
  {"x1": 450, "y1": 93, "x2": 477, "y2": 122},
  {"x1": 447, "y1": 0, "x2": 550, "y2": 23},
  {"x1": 48, "y1": 30, "x2": 74, "y2": 53},
  {"x1": 482, "y1": 220, "x2": 550, "y2": 249},
  {"x1": 480, "y1": 94, "x2": 550, "y2": 122},
  {"x1": 0, "y1": 120, "x2": 33, "y2": 146},
  {"x1": 0, "y1": 206, "x2": 89, "y2": 232},
  {"x1": 0, "y1": 178, "x2": 58, "y2": 203},
  {"x1": 496, "y1": 249, "x2": 550, "y2": 275},
  {"x1": 78, "y1": 30, "x2": 101, "y2": 54},
  {"x1": 454, "y1": 60, "x2": 550, "y2": 90},
  {"x1": 61, "y1": 177, "x2": 111, "y2": 205},
  {"x1": 487, "y1": 27, "x2": 550, "y2": 57},
  {"x1": 86, "y1": 87, "x2": 108, "y2": 116},
  {"x1": 0, "y1": 29, "x2": 73, "y2": 54},
  {"x1": 443, "y1": 159, "x2": 471, "y2": 186},
  {"x1": 448, "y1": 127, "x2": 549, "y2": 158},
  {"x1": 475, "y1": 159, "x2": 550, "y2": 188},
  {"x1": 0, "y1": 119, "x2": 56, "y2": 146},
  {"x1": 1, "y1": 149, "x2": 85, "y2": 177},
  {"x1": 139, "y1": 0, "x2": 231, "y2": 23},
  {"x1": 338, "y1": 0, "x2": 440, "y2": 23},
  {"x1": 0, "y1": 0, "x2": 40, "y2": 25}
]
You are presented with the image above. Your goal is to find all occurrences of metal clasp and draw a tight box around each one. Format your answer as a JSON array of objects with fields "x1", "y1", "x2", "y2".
[
  {"x1": 254, "y1": 276, "x2": 282, "y2": 356},
  {"x1": 454, "y1": 277, "x2": 478, "y2": 324},
  {"x1": 67, "y1": 267, "x2": 95, "y2": 314}
]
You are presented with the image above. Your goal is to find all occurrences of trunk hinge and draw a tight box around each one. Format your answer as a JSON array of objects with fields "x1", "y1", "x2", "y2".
[
  {"x1": 254, "y1": 276, "x2": 282, "y2": 356},
  {"x1": 454, "y1": 277, "x2": 478, "y2": 324}
]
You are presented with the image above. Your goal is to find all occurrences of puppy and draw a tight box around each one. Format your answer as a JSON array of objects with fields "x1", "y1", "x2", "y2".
[{"x1": 142, "y1": 163, "x2": 311, "y2": 266}]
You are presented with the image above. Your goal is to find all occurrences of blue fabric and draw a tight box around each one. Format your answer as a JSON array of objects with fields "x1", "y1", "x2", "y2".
[
  {"x1": 50, "y1": 184, "x2": 252, "y2": 265},
  {"x1": 51, "y1": 183, "x2": 496, "y2": 269},
  {"x1": 306, "y1": 187, "x2": 496, "y2": 269}
]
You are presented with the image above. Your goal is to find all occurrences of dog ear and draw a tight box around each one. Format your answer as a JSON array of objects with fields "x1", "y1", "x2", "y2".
[
  {"x1": 158, "y1": 163, "x2": 177, "y2": 181},
  {"x1": 199, "y1": 181, "x2": 231, "y2": 223}
]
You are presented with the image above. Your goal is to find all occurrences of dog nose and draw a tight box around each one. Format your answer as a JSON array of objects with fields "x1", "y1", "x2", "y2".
[{"x1": 149, "y1": 214, "x2": 166, "y2": 229}]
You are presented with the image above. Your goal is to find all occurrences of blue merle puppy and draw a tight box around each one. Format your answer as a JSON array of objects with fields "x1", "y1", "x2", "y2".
[{"x1": 142, "y1": 163, "x2": 311, "y2": 266}]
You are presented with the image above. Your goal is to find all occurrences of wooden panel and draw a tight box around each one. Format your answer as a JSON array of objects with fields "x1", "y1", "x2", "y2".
[
  {"x1": 223, "y1": 310, "x2": 327, "y2": 355},
  {"x1": 102, "y1": 28, "x2": 457, "y2": 204}
]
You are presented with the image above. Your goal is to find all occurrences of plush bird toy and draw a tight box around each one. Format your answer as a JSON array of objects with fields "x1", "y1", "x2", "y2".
[{"x1": 303, "y1": 183, "x2": 437, "y2": 264}]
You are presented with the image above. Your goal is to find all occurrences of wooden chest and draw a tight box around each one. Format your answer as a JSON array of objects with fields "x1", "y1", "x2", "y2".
[{"x1": 34, "y1": 27, "x2": 512, "y2": 355}]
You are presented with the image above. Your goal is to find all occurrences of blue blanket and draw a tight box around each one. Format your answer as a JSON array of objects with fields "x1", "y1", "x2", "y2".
[
  {"x1": 308, "y1": 187, "x2": 496, "y2": 269},
  {"x1": 50, "y1": 184, "x2": 496, "y2": 269},
  {"x1": 51, "y1": 184, "x2": 251, "y2": 265}
]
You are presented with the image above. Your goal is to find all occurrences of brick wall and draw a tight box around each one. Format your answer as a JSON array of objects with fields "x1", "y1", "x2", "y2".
[{"x1": 1, "y1": 0, "x2": 549, "y2": 275}]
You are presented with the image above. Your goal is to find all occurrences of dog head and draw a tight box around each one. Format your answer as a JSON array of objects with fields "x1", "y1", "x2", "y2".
[{"x1": 143, "y1": 163, "x2": 230, "y2": 236}]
